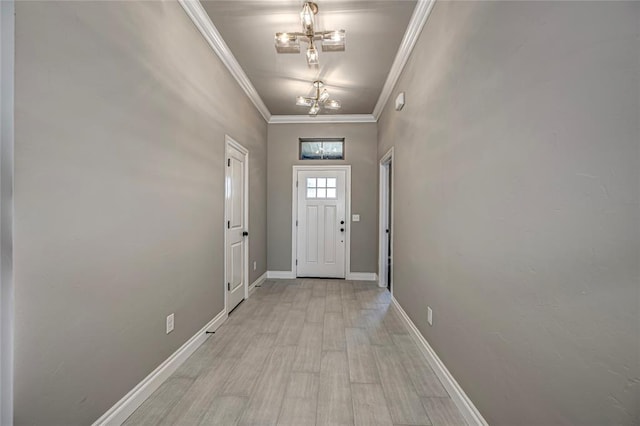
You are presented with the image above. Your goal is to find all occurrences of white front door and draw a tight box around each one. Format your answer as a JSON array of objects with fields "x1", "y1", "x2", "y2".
[
  {"x1": 225, "y1": 138, "x2": 248, "y2": 312},
  {"x1": 296, "y1": 169, "x2": 347, "y2": 278}
]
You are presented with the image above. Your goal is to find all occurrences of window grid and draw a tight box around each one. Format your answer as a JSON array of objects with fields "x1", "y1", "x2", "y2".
[{"x1": 307, "y1": 177, "x2": 337, "y2": 199}]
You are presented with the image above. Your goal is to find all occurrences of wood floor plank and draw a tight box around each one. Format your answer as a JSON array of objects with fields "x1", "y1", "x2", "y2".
[
  {"x1": 285, "y1": 372, "x2": 319, "y2": 399},
  {"x1": 326, "y1": 280, "x2": 341, "y2": 293},
  {"x1": 277, "y1": 398, "x2": 317, "y2": 426},
  {"x1": 340, "y1": 281, "x2": 356, "y2": 300},
  {"x1": 221, "y1": 333, "x2": 276, "y2": 397},
  {"x1": 292, "y1": 322, "x2": 323, "y2": 372},
  {"x1": 261, "y1": 302, "x2": 293, "y2": 334},
  {"x1": 381, "y1": 305, "x2": 409, "y2": 335},
  {"x1": 275, "y1": 308, "x2": 306, "y2": 346},
  {"x1": 323, "y1": 311, "x2": 346, "y2": 351},
  {"x1": 123, "y1": 376, "x2": 195, "y2": 426},
  {"x1": 311, "y1": 280, "x2": 328, "y2": 297},
  {"x1": 422, "y1": 398, "x2": 467, "y2": 425},
  {"x1": 317, "y1": 351, "x2": 354, "y2": 426},
  {"x1": 373, "y1": 345, "x2": 432, "y2": 425},
  {"x1": 157, "y1": 355, "x2": 238, "y2": 425},
  {"x1": 290, "y1": 288, "x2": 313, "y2": 311},
  {"x1": 198, "y1": 395, "x2": 247, "y2": 426},
  {"x1": 351, "y1": 383, "x2": 394, "y2": 426},
  {"x1": 237, "y1": 346, "x2": 296, "y2": 426},
  {"x1": 306, "y1": 296, "x2": 326, "y2": 323},
  {"x1": 346, "y1": 328, "x2": 380, "y2": 384},
  {"x1": 342, "y1": 299, "x2": 366, "y2": 328},
  {"x1": 325, "y1": 291, "x2": 343, "y2": 313},
  {"x1": 392, "y1": 334, "x2": 449, "y2": 397}
]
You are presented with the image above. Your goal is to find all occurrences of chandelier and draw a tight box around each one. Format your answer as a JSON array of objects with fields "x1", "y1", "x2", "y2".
[
  {"x1": 275, "y1": 2, "x2": 346, "y2": 66},
  {"x1": 296, "y1": 81, "x2": 341, "y2": 116}
]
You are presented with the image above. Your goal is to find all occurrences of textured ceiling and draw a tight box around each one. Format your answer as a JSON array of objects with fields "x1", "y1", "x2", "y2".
[{"x1": 201, "y1": 1, "x2": 417, "y2": 116}]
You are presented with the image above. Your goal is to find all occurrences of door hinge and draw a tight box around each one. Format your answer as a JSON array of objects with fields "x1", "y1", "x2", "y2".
[
  {"x1": 296, "y1": 220, "x2": 298, "y2": 226},
  {"x1": 227, "y1": 282, "x2": 231, "y2": 291},
  {"x1": 295, "y1": 259, "x2": 298, "y2": 266},
  {"x1": 227, "y1": 158, "x2": 230, "y2": 167},
  {"x1": 296, "y1": 180, "x2": 298, "y2": 188},
  {"x1": 227, "y1": 220, "x2": 230, "y2": 229}
]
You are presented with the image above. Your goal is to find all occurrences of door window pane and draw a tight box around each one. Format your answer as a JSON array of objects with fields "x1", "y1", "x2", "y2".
[{"x1": 305, "y1": 176, "x2": 337, "y2": 199}]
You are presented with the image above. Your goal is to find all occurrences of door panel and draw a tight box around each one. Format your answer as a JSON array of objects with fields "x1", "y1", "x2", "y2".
[
  {"x1": 226, "y1": 142, "x2": 247, "y2": 312},
  {"x1": 306, "y1": 206, "x2": 319, "y2": 263},
  {"x1": 296, "y1": 169, "x2": 346, "y2": 278},
  {"x1": 324, "y1": 205, "x2": 336, "y2": 263}
]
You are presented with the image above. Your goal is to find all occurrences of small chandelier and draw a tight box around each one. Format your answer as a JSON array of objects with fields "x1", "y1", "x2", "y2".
[
  {"x1": 275, "y1": 2, "x2": 346, "y2": 66},
  {"x1": 296, "y1": 81, "x2": 341, "y2": 116}
]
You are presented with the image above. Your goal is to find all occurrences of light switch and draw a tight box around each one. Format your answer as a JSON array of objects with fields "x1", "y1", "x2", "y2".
[{"x1": 352, "y1": 214, "x2": 360, "y2": 222}]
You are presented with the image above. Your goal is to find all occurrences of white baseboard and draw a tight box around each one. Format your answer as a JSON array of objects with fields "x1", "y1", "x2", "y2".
[
  {"x1": 92, "y1": 309, "x2": 228, "y2": 426},
  {"x1": 267, "y1": 270, "x2": 295, "y2": 279},
  {"x1": 249, "y1": 272, "x2": 267, "y2": 295},
  {"x1": 347, "y1": 272, "x2": 378, "y2": 281},
  {"x1": 391, "y1": 297, "x2": 488, "y2": 426}
]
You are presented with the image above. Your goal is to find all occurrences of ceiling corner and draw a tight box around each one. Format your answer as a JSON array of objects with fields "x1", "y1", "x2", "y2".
[
  {"x1": 372, "y1": 0, "x2": 437, "y2": 119},
  {"x1": 178, "y1": 0, "x2": 272, "y2": 122}
]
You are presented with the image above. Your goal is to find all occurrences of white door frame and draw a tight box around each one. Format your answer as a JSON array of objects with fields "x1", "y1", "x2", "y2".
[
  {"x1": 0, "y1": 2, "x2": 14, "y2": 423},
  {"x1": 224, "y1": 135, "x2": 249, "y2": 313},
  {"x1": 378, "y1": 148, "x2": 394, "y2": 291},
  {"x1": 292, "y1": 165, "x2": 351, "y2": 278}
]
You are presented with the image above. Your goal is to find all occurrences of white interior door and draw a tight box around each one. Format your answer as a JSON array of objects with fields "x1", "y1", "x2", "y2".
[
  {"x1": 296, "y1": 169, "x2": 346, "y2": 278},
  {"x1": 225, "y1": 139, "x2": 248, "y2": 312}
]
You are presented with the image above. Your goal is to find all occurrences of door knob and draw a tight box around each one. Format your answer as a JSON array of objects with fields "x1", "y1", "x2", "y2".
[
  {"x1": 340, "y1": 220, "x2": 345, "y2": 225},
  {"x1": 340, "y1": 228, "x2": 345, "y2": 232},
  {"x1": 242, "y1": 231, "x2": 249, "y2": 237}
]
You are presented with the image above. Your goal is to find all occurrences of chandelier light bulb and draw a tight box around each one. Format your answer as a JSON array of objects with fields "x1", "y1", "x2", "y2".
[
  {"x1": 300, "y1": 2, "x2": 316, "y2": 33},
  {"x1": 319, "y1": 89, "x2": 330, "y2": 103},
  {"x1": 309, "y1": 102, "x2": 320, "y2": 116},
  {"x1": 306, "y1": 44, "x2": 319, "y2": 65}
]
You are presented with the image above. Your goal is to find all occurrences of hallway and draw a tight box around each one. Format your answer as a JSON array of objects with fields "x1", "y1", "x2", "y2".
[{"x1": 124, "y1": 279, "x2": 467, "y2": 425}]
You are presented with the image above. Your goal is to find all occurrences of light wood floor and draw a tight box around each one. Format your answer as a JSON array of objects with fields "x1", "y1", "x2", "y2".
[{"x1": 124, "y1": 279, "x2": 467, "y2": 425}]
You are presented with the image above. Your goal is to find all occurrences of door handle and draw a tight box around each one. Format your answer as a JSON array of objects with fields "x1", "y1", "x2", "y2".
[{"x1": 242, "y1": 231, "x2": 249, "y2": 237}]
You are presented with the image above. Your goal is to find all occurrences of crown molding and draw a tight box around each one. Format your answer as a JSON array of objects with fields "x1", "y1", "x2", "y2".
[
  {"x1": 178, "y1": 0, "x2": 271, "y2": 122},
  {"x1": 372, "y1": 0, "x2": 437, "y2": 119},
  {"x1": 269, "y1": 114, "x2": 377, "y2": 124}
]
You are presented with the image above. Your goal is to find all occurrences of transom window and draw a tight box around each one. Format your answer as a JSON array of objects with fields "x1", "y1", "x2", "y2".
[
  {"x1": 299, "y1": 138, "x2": 345, "y2": 160},
  {"x1": 307, "y1": 177, "x2": 337, "y2": 199}
]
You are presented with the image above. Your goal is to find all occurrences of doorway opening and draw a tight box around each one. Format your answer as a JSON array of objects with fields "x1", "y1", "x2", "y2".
[
  {"x1": 378, "y1": 148, "x2": 393, "y2": 292},
  {"x1": 292, "y1": 165, "x2": 351, "y2": 279}
]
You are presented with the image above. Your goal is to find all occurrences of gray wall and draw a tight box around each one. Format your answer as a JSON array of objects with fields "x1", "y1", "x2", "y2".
[
  {"x1": 378, "y1": 1, "x2": 639, "y2": 424},
  {"x1": 14, "y1": 2, "x2": 267, "y2": 424},
  {"x1": 267, "y1": 123, "x2": 378, "y2": 274}
]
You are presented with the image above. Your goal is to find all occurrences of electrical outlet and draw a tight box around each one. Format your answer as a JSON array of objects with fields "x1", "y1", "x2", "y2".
[
  {"x1": 253, "y1": 261, "x2": 257, "y2": 271},
  {"x1": 427, "y1": 306, "x2": 433, "y2": 326},
  {"x1": 166, "y1": 313, "x2": 174, "y2": 334}
]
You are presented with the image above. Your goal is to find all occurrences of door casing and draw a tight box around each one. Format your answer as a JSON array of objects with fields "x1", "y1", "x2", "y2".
[
  {"x1": 224, "y1": 135, "x2": 249, "y2": 313},
  {"x1": 378, "y1": 147, "x2": 394, "y2": 291},
  {"x1": 292, "y1": 165, "x2": 351, "y2": 278}
]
